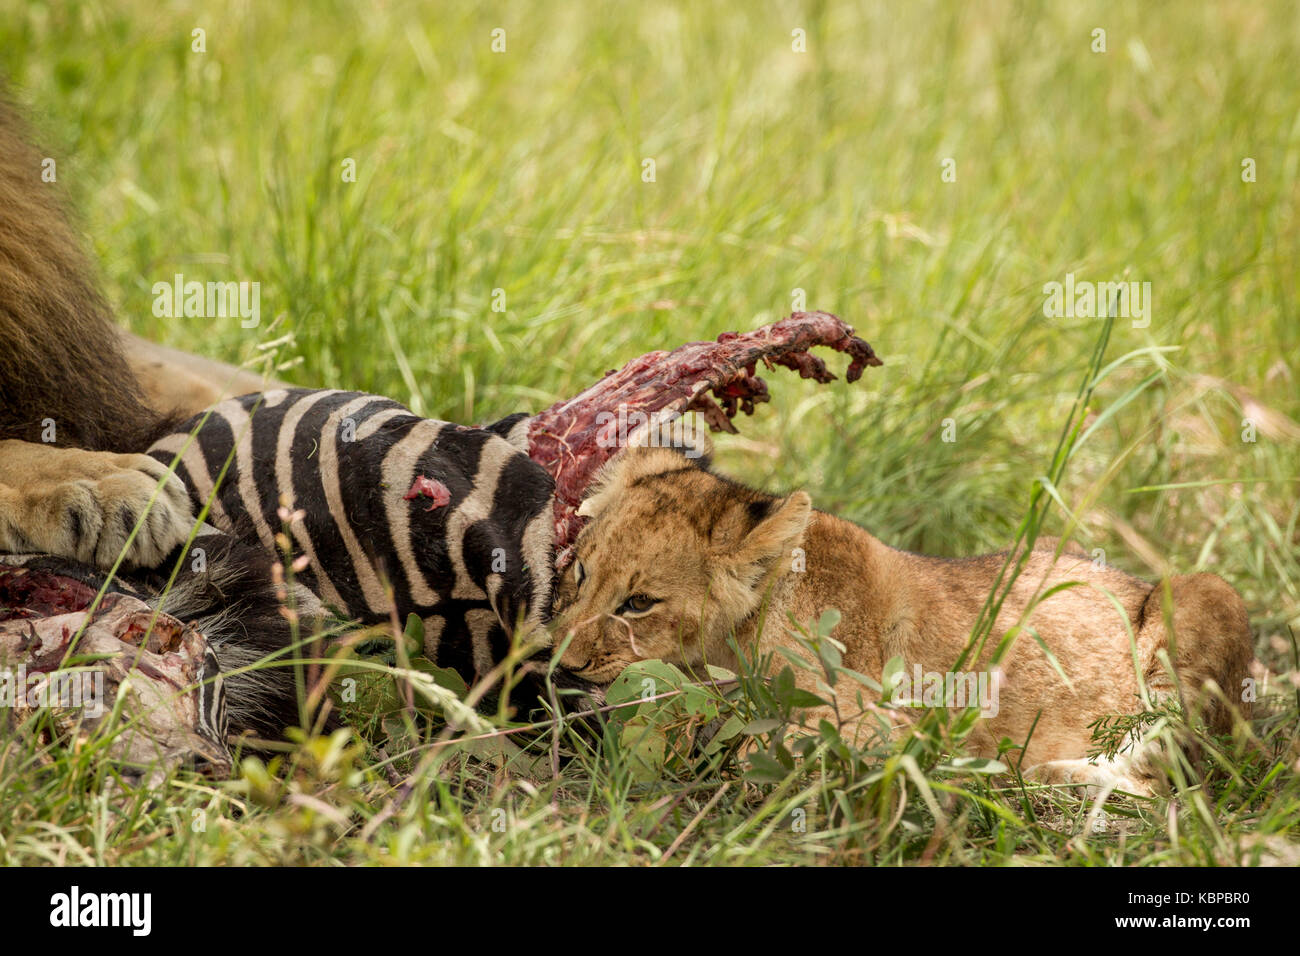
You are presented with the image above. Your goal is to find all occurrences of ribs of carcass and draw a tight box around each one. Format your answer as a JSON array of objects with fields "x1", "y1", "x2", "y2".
[{"x1": 525, "y1": 311, "x2": 882, "y2": 564}]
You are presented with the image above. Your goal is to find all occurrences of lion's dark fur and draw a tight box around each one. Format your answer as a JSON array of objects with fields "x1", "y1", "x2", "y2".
[
  {"x1": 0, "y1": 90, "x2": 165, "y2": 451},
  {"x1": 0, "y1": 87, "x2": 315, "y2": 741}
]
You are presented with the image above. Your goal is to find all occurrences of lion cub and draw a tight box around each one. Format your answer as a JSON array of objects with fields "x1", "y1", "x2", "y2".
[{"x1": 552, "y1": 440, "x2": 1256, "y2": 795}]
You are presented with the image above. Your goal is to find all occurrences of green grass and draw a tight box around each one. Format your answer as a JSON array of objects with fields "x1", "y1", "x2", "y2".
[{"x1": 2, "y1": 0, "x2": 1298, "y2": 865}]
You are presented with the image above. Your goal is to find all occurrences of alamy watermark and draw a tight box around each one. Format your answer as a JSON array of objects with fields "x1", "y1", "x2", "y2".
[
  {"x1": 1042, "y1": 272, "x2": 1150, "y2": 328},
  {"x1": 49, "y1": 886, "x2": 151, "y2": 936},
  {"x1": 595, "y1": 406, "x2": 705, "y2": 458},
  {"x1": 0, "y1": 667, "x2": 105, "y2": 717},
  {"x1": 152, "y1": 273, "x2": 260, "y2": 327},
  {"x1": 889, "y1": 665, "x2": 1000, "y2": 718}
]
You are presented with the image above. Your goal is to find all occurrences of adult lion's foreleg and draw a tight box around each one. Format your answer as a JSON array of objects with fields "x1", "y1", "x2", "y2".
[{"x1": 0, "y1": 440, "x2": 194, "y2": 569}]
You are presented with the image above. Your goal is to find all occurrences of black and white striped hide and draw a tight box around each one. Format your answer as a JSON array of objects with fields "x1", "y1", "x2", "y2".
[{"x1": 148, "y1": 389, "x2": 557, "y2": 690}]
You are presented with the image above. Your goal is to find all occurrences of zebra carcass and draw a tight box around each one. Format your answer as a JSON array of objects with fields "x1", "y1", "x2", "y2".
[{"x1": 4, "y1": 313, "x2": 880, "y2": 772}]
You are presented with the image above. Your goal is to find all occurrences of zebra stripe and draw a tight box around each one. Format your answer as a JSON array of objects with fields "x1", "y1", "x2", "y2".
[
  {"x1": 379, "y1": 418, "x2": 448, "y2": 608},
  {"x1": 149, "y1": 388, "x2": 557, "y2": 687},
  {"x1": 275, "y1": 390, "x2": 348, "y2": 610},
  {"x1": 149, "y1": 430, "x2": 235, "y2": 533},
  {"x1": 318, "y1": 393, "x2": 392, "y2": 615},
  {"x1": 196, "y1": 643, "x2": 229, "y2": 749}
]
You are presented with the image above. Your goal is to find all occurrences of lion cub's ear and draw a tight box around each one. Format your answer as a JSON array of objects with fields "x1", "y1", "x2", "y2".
[
  {"x1": 576, "y1": 444, "x2": 701, "y2": 520},
  {"x1": 720, "y1": 491, "x2": 812, "y2": 590},
  {"x1": 629, "y1": 415, "x2": 713, "y2": 468}
]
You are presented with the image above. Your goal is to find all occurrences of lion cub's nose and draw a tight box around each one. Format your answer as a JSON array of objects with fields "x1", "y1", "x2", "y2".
[{"x1": 557, "y1": 644, "x2": 591, "y2": 673}]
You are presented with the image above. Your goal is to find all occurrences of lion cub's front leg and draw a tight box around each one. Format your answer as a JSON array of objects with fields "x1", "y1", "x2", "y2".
[{"x1": 0, "y1": 440, "x2": 194, "y2": 569}]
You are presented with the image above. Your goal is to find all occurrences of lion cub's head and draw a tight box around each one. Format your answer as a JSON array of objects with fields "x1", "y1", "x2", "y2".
[{"x1": 552, "y1": 436, "x2": 811, "y2": 685}]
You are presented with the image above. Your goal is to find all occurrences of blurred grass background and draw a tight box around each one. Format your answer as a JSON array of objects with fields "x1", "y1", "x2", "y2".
[{"x1": 1, "y1": 0, "x2": 1297, "y2": 864}]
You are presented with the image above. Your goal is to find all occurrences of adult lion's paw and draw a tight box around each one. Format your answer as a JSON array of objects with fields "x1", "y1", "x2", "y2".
[{"x1": 0, "y1": 440, "x2": 194, "y2": 570}]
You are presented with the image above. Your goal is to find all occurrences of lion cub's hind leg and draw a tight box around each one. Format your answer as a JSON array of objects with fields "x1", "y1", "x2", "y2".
[
  {"x1": 0, "y1": 440, "x2": 194, "y2": 569},
  {"x1": 1140, "y1": 573, "x2": 1255, "y2": 734},
  {"x1": 1026, "y1": 573, "x2": 1254, "y2": 799}
]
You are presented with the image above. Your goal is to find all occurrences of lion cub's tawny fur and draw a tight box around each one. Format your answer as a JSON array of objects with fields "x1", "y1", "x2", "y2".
[{"x1": 553, "y1": 443, "x2": 1255, "y2": 794}]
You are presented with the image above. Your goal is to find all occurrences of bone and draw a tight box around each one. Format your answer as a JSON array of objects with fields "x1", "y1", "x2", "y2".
[
  {"x1": 0, "y1": 563, "x2": 231, "y2": 783},
  {"x1": 525, "y1": 311, "x2": 882, "y2": 560}
]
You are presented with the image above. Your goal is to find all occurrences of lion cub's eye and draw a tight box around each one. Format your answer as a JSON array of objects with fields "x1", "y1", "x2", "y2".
[
  {"x1": 616, "y1": 594, "x2": 659, "y2": 615},
  {"x1": 574, "y1": 560, "x2": 586, "y2": 588}
]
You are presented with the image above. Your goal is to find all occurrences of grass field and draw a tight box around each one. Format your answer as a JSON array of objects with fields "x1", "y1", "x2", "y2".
[{"x1": 2, "y1": 0, "x2": 1298, "y2": 865}]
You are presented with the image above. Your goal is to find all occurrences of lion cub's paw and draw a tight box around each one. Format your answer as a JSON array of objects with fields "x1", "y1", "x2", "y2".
[
  {"x1": 1024, "y1": 757, "x2": 1160, "y2": 799},
  {"x1": 0, "y1": 445, "x2": 194, "y2": 570}
]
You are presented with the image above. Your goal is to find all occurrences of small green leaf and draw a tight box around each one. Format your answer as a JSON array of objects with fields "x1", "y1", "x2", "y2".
[
  {"x1": 703, "y1": 714, "x2": 746, "y2": 755},
  {"x1": 605, "y1": 660, "x2": 687, "y2": 706},
  {"x1": 620, "y1": 718, "x2": 668, "y2": 781},
  {"x1": 816, "y1": 608, "x2": 841, "y2": 638},
  {"x1": 786, "y1": 689, "x2": 828, "y2": 709},
  {"x1": 937, "y1": 757, "x2": 1008, "y2": 775},
  {"x1": 773, "y1": 666, "x2": 797, "y2": 705},
  {"x1": 881, "y1": 655, "x2": 906, "y2": 700},
  {"x1": 818, "y1": 638, "x2": 842, "y2": 680},
  {"x1": 773, "y1": 741, "x2": 795, "y2": 771},
  {"x1": 704, "y1": 664, "x2": 737, "y2": 682},
  {"x1": 401, "y1": 613, "x2": 424, "y2": 656},
  {"x1": 409, "y1": 658, "x2": 469, "y2": 698},
  {"x1": 744, "y1": 750, "x2": 790, "y2": 785},
  {"x1": 839, "y1": 667, "x2": 882, "y2": 695},
  {"x1": 792, "y1": 735, "x2": 819, "y2": 758},
  {"x1": 774, "y1": 645, "x2": 818, "y2": 671},
  {"x1": 680, "y1": 683, "x2": 720, "y2": 719}
]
